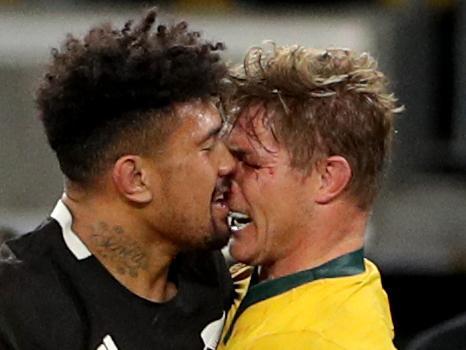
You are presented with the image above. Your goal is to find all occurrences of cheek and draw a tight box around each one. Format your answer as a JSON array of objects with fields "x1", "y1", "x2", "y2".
[
  {"x1": 191, "y1": 161, "x2": 216, "y2": 197},
  {"x1": 170, "y1": 157, "x2": 216, "y2": 201},
  {"x1": 201, "y1": 155, "x2": 220, "y2": 185},
  {"x1": 247, "y1": 167, "x2": 275, "y2": 189},
  {"x1": 239, "y1": 169, "x2": 264, "y2": 197},
  {"x1": 238, "y1": 168, "x2": 278, "y2": 209}
]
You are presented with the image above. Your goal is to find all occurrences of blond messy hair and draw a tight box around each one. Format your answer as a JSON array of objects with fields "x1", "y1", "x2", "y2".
[{"x1": 228, "y1": 44, "x2": 404, "y2": 209}]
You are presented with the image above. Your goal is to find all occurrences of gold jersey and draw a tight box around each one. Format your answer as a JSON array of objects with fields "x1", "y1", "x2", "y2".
[{"x1": 219, "y1": 250, "x2": 396, "y2": 350}]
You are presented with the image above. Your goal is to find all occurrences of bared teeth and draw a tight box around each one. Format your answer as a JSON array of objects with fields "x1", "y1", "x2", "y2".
[
  {"x1": 214, "y1": 192, "x2": 225, "y2": 202},
  {"x1": 228, "y1": 211, "x2": 252, "y2": 231}
]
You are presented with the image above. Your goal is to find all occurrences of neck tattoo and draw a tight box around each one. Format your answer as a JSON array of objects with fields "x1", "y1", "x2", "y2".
[{"x1": 90, "y1": 222, "x2": 148, "y2": 278}]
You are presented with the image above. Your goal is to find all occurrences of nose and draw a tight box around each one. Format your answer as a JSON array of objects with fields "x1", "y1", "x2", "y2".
[{"x1": 218, "y1": 141, "x2": 237, "y2": 177}]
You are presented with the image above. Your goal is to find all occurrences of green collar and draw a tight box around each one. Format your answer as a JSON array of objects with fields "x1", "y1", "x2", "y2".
[{"x1": 223, "y1": 248, "x2": 365, "y2": 344}]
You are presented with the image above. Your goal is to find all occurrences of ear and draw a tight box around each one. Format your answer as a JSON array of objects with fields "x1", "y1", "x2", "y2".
[
  {"x1": 112, "y1": 156, "x2": 153, "y2": 204},
  {"x1": 314, "y1": 156, "x2": 352, "y2": 204}
]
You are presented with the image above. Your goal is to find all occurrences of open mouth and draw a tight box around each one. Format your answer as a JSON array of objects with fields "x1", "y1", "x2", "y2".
[
  {"x1": 211, "y1": 184, "x2": 229, "y2": 211},
  {"x1": 228, "y1": 211, "x2": 252, "y2": 232}
]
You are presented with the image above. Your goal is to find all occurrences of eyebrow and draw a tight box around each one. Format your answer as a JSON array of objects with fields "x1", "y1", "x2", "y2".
[{"x1": 199, "y1": 124, "x2": 222, "y2": 144}]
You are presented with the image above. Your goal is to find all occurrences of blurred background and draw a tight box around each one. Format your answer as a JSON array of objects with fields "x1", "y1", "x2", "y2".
[{"x1": 0, "y1": 0, "x2": 465, "y2": 348}]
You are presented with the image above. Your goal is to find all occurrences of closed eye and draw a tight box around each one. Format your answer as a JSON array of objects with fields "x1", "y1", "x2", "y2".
[
  {"x1": 201, "y1": 143, "x2": 215, "y2": 152},
  {"x1": 231, "y1": 150, "x2": 262, "y2": 170},
  {"x1": 242, "y1": 161, "x2": 261, "y2": 170}
]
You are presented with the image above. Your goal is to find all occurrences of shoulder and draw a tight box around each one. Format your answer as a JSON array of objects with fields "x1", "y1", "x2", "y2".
[
  {"x1": 305, "y1": 258, "x2": 395, "y2": 349},
  {"x1": 0, "y1": 219, "x2": 61, "y2": 293},
  {"x1": 289, "y1": 258, "x2": 390, "y2": 315},
  {"x1": 224, "y1": 325, "x2": 396, "y2": 350},
  {"x1": 233, "y1": 260, "x2": 395, "y2": 348},
  {"x1": 0, "y1": 251, "x2": 58, "y2": 319},
  {"x1": 0, "y1": 221, "x2": 68, "y2": 313},
  {"x1": 221, "y1": 329, "x2": 350, "y2": 350},
  {"x1": 341, "y1": 259, "x2": 393, "y2": 322},
  {"x1": 0, "y1": 218, "x2": 60, "y2": 286},
  {"x1": 4, "y1": 218, "x2": 61, "y2": 260},
  {"x1": 231, "y1": 329, "x2": 396, "y2": 350},
  {"x1": 0, "y1": 220, "x2": 86, "y2": 348}
]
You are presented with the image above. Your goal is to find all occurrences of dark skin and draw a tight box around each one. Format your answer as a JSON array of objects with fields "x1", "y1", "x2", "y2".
[
  {"x1": 64, "y1": 99, "x2": 235, "y2": 302},
  {"x1": 90, "y1": 222, "x2": 148, "y2": 278}
]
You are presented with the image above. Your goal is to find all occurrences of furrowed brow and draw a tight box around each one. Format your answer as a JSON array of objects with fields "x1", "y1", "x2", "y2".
[
  {"x1": 230, "y1": 148, "x2": 248, "y2": 161},
  {"x1": 199, "y1": 124, "x2": 222, "y2": 144}
]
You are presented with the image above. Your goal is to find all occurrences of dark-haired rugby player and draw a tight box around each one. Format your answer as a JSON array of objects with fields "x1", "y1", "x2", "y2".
[{"x1": 0, "y1": 9, "x2": 235, "y2": 350}]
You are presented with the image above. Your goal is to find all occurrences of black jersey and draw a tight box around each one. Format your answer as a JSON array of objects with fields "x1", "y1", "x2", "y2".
[{"x1": 0, "y1": 202, "x2": 233, "y2": 350}]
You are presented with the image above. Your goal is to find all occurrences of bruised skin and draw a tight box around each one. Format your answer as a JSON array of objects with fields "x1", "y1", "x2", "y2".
[
  {"x1": 227, "y1": 102, "x2": 318, "y2": 274},
  {"x1": 227, "y1": 102, "x2": 366, "y2": 280}
]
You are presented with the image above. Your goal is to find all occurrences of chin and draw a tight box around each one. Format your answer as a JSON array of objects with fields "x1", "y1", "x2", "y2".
[
  {"x1": 201, "y1": 232, "x2": 230, "y2": 251},
  {"x1": 210, "y1": 217, "x2": 231, "y2": 246},
  {"x1": 229, "y1": 242, "x2": 252, "y2": 264},
  {"x1": 214, "y1": 220, "x2": 230, "y2": 235}
]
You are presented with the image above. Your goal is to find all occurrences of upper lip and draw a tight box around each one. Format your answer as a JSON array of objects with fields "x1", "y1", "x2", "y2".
[
  {"x1": 212, "y1": 179, "x2": 231, "y2": 203},
  {"x1": 228, "y1": 210, "x2": 250, "y2": 218},
  {"x1": 228, "y1": 210, "x2": 252, "y2": 231}
]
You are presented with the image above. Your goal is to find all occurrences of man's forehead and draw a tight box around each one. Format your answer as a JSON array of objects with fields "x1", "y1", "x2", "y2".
[
  {"x1": 162, "y1": 99, "x2": 224, "y2": 147},
  {"x1": 173, "y1": 98, "x2": 217, "y2": 115},
  {"x1": 229, "y1": 103, "x2": 280, "y2": 154},
  {"x1": 173, "y1": 99, "x2": 221, "y2": 124},
  {"x1": 236, "y1": 103, "x2": 270, "y2": 133}
]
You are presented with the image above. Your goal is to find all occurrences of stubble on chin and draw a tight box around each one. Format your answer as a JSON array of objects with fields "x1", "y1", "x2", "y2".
[
  {"x1": 202, "y1": 230, "x2": 230, "y2": 251},
  {"x1": 177, "y1": 226, "x2": 229, "y2": 252}
]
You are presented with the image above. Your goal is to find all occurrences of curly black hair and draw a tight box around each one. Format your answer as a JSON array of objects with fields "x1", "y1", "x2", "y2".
[{"x1": 36, "y1": 8, "x2": 226, "y2": 184}]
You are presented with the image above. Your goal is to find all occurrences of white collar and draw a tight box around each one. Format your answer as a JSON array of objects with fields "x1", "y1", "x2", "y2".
[{"x1": 50, "y1": 200, "x2": 92, "y2": 260}]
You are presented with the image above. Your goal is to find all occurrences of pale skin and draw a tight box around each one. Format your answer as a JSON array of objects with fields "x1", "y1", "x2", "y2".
[
  {"x1": 64, "y1": 99, "x2": 235, "y2": 302},
  {"x1": 227, "y1": 102, "x2": 367, "y2": 281}
]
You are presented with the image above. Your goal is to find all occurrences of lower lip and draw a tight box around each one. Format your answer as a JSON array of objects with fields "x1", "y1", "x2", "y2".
[
  {"x1": 230, "y1": 223, "x2": 253, "y2": 236},
  {"x1": 212, "y1": 201, "x2": 229, "y2": 215}
]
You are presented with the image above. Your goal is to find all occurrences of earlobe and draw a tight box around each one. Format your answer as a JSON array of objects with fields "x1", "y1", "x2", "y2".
[
  {"x1": 315, "y1": 156, "x2": 352, "y2": 204},
  {"x1": 112, "y1": 156, "x2": 153, "y2": 204}
]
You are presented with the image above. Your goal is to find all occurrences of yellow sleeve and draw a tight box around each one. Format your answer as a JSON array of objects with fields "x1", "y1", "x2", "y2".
[
  {"x1": 226, "y1": 331, "x2": 397, "y2": 350},
  {"x1": 234, "y1": 331, "x2": 346, "y2": 350}
]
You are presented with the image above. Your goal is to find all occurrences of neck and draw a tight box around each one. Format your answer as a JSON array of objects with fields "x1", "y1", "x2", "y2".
[
  {"x1": 62, "y1": 188, "x2": 179, "y2": 302},
  {"x1": 260, "y1": 201, "x2": 367, "y2": 281}
]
